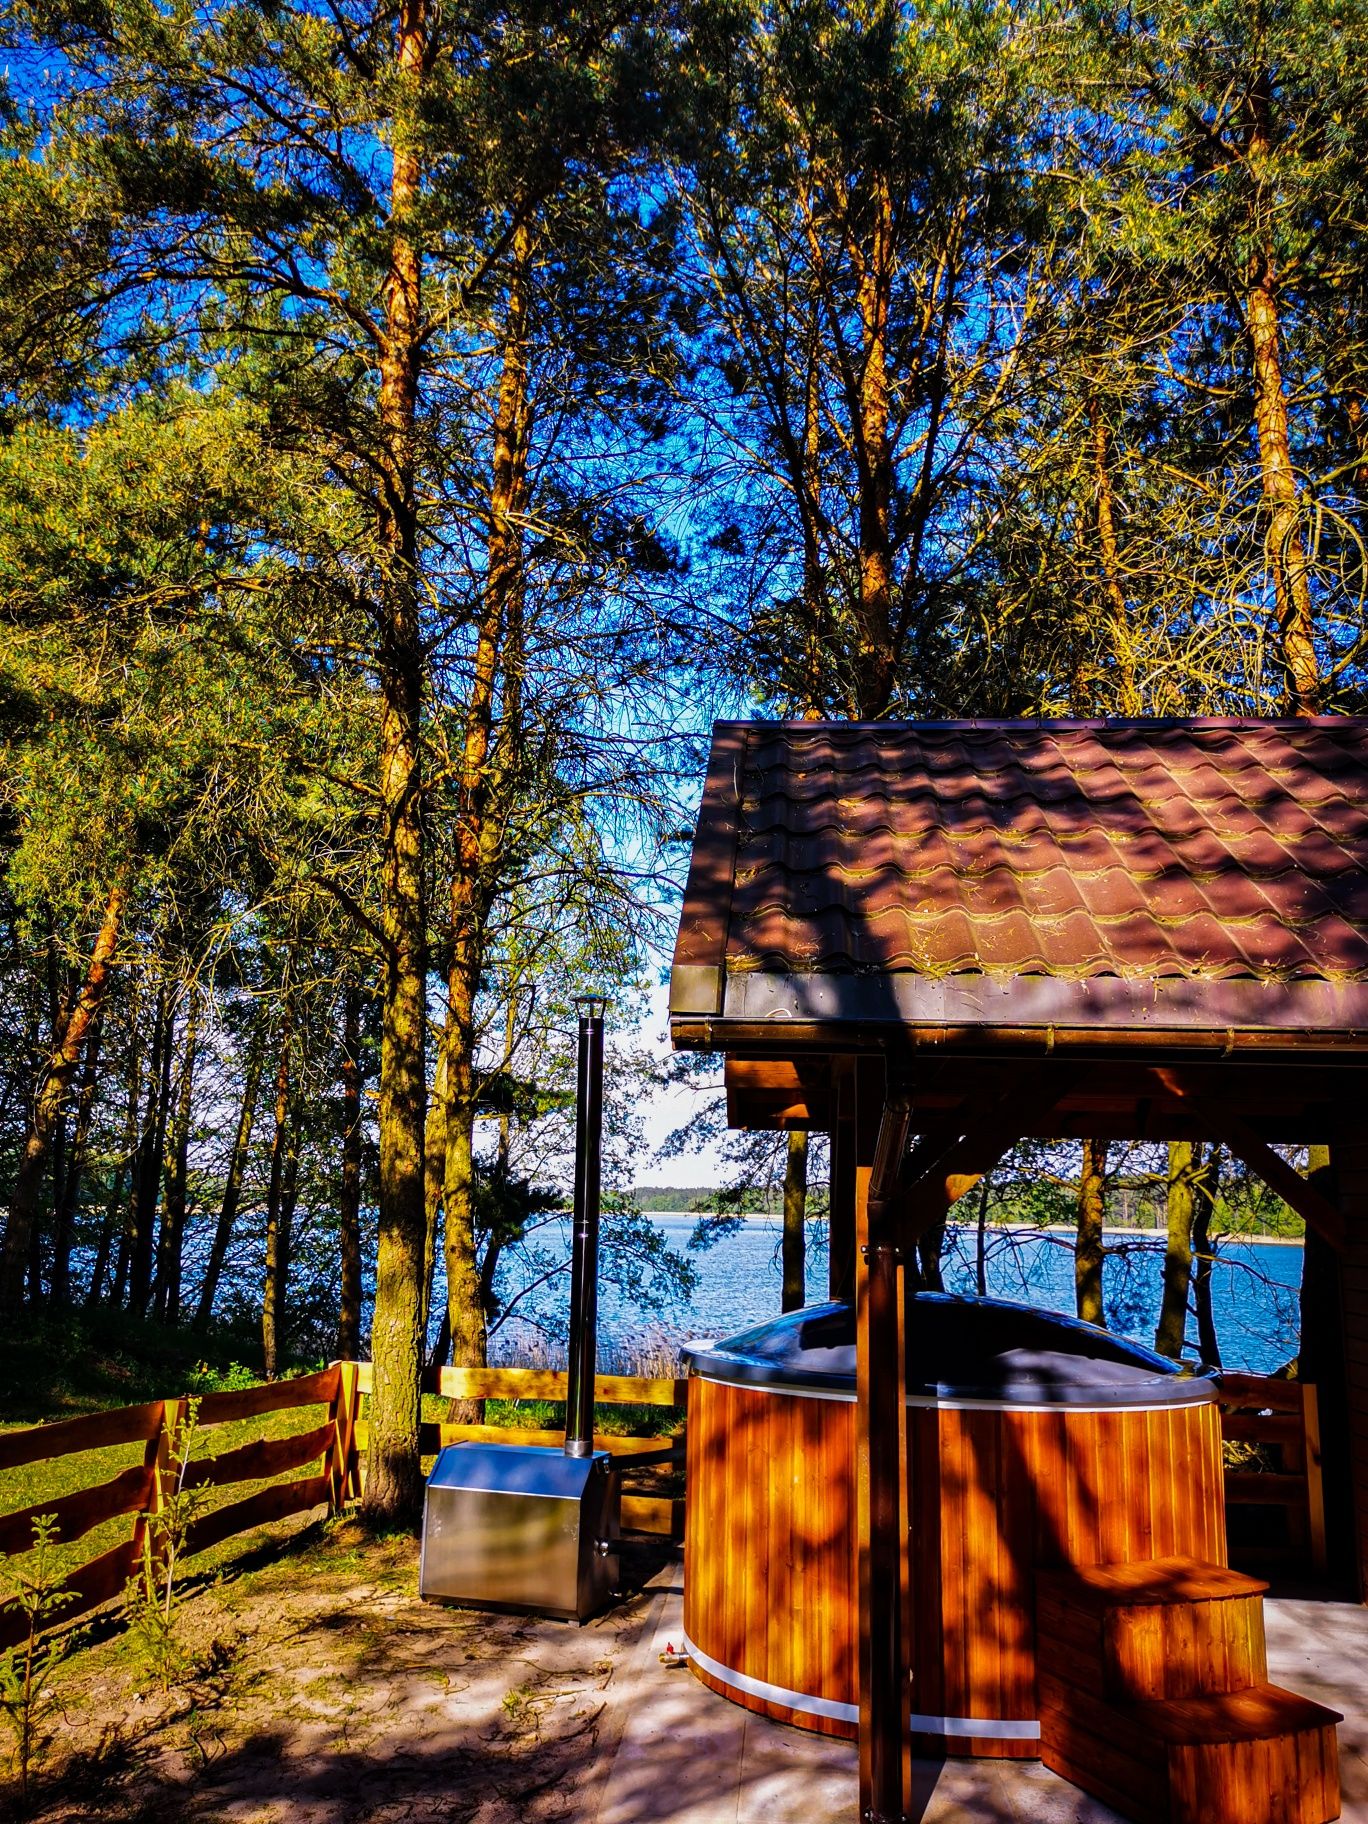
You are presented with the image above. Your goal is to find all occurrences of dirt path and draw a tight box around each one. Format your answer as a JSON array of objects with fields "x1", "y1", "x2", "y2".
[{"x1": 29, "y1": 1520, "x2": 668, "y2": 1824}]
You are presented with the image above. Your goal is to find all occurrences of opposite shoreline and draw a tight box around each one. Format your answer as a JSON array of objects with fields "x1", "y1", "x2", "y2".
[{"x1": 637, "y1": 1210, "x2": 1305, "y2": 1246}]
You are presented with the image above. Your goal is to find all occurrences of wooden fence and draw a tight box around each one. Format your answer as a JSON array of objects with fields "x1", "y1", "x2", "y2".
[
  {"x1": 0, "y1": 1362, "x2": 1325, "y2": 1651},
  {"x1": 0, "y1": 1364, "x2": 345, "y2": 1651},
  {"x1": 0, "y1": 1360, "x2": 686, "y2": 1648},
  {"x1": 352, "y1": 1362, "x2": 688, "y2": 1539},
  {"x1": 1216, "y1": 1372, "x2": 1327, "y2": 1576}
]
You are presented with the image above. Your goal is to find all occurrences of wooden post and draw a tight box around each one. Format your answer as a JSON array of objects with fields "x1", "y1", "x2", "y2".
[
  {"x1": 129, "y1": 1398, "x2": 170, "y2": 1575},
  {"x1": 830, "y1": 1062, "x2": 858, "y2": 1303},
  {"x1": 134, "y1": 1396, "x2": 188, "y2": 1580},
  {"x1": 856, "y1": 1068, "x2": 912, "y2": 1824},
  {"x1": 1323, "y1": 1141, "x2": 1368, "y2": 1598},
  {"x1": 326, "y1": 1361, "x2": 361, "y2": 1513},
  {"x1": 1301, "y1": 1380, "x2": 1328, "y2": 1577}
]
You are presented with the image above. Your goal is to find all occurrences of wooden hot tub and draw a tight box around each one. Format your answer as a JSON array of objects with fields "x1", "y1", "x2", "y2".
[{"x1": 682, "y1": 1295, "x2": 1224, "y2": 1757}]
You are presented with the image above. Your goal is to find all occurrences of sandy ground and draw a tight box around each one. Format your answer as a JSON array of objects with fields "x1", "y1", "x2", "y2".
[
  {"x1": 20, "y1": 1521, "x2": 1368, "y2": 1824},
  {"x1": 34, "y1": 1519, "x2": 652, "y2": 1824}
]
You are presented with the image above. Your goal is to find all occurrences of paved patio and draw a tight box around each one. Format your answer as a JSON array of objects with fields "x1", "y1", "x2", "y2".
[{"x1": 588, "y1": 1572, "x2": 1368, "y2": 1824}]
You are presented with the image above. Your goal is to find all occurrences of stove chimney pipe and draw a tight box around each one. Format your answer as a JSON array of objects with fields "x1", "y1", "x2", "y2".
[{"x1": 564, "y1": 996, "x2": 606, "y2": 1458}]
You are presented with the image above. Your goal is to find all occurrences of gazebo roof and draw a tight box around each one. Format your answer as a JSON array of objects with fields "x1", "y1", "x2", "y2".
[{"x1": 670, "y1": 718, "x2": 1368, "y2": 1048}]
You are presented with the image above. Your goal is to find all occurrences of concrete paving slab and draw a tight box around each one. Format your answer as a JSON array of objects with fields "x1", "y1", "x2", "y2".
[{"x1": 1266, "y1": 1595, "x2": 1368, "y2": 1822}]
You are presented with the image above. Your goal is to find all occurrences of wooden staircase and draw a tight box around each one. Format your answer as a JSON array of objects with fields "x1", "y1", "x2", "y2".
[{"x1": 1035, "y1": 1557, "x2": 1342, "y2": 1824}]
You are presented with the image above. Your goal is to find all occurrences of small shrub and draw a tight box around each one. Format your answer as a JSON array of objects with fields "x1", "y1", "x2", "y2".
[
  {"x1": 0, "y1": 1513, "x2": 78, "y2": 1809},
  {"x1": 123, "y1": 1399, "x2": 214, "y2": 1692},
  {"x1": 185, "y1": 1361, "x2": 257, "y2": 1395}
]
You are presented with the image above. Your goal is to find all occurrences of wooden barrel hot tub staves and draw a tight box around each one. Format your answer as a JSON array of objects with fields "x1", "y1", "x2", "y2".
[{"x1": 682, "y1": 1296, "x2": 1226, "y2": 1758}]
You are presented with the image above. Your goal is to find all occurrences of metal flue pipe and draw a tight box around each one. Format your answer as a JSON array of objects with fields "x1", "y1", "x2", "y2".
[{"x1": 564, "y1": 995, "x2": 606, "y2": 1458}]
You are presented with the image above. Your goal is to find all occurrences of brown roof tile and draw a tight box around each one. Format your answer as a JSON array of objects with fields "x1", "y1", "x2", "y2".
[{"x1": 671, "y1": 720, "x2": 1368, "y2": 1032}]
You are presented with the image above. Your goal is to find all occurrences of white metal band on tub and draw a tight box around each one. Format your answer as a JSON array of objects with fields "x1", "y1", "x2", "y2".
[
  {"x1": 681, "y1": 1633, "x2": 1041, "y2": 1741},
  {"x1": 690, "y1": 1371, "x2": 1208, "y2": 1417}
]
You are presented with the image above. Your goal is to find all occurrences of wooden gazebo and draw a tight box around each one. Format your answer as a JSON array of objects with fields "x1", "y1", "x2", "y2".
[{"x1": 669, "y1": 718, "x2": 1368, "y2": 1824}]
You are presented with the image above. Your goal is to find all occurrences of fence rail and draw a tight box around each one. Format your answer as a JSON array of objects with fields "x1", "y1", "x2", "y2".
[{"x1": 1215, "y1": 1372, "x2": 1327, "y2": 1575}]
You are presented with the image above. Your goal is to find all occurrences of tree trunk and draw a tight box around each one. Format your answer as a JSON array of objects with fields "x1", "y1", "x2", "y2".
[
  {"x1": 799, "y1": 298, "x2": 828, "y2": 714},
  {"x1": 50, "y1": 1001, "x2": 105, "y2": 1306},
  {"x1": 0, "y1": 875, "x2": 128, "y2": 1312},
  {"x1": 917, "y1": 1224, "x2": 945, "y2": 1293},
  {"x1": 853, "y1": 164, "x2": 896, "y2": 717},
  {"x1": 426, "y1": 1304, "x2": 452, "y2": 1373},
  {"x1": 1087, "y1": 395, "x2": 1140, "y2": 715},
  {"x1": 1241, "y1": 77, "x2": 1318, "y2": 713},
  {"x1": 276, "y1": 1101, "x2": 303, "y2": 1364},
  {"x1": 442, "y1": 1068, "x2": 487, "y2": 1426},
  {"x1": 781, "y1": 1130, "x2": 807, "y2": 1313},
  {"x1": 103, "y1": 1010, "x2": 143, "y2": 1310},
  {"x1": 154, "y1": 988, "x2": 199, "y2": 1325},
  {"x1": 40, "y1": 935, "x2": 73, "y2": 1304},
  {"x1": 86, "y1": 1009, "x2": 137, "y2": 1311},
  {"x1": 195, "y1": 1017, "x2": 267, "y2": 1328},
  {"x1": 1156, "y1": 1140, "x2": 1201, "y2": 1359},
  {"x1": 1246, "y1": 267, "x2": 1320, "y2": 712},
  {"x1": 1192, "y1": 1149, "x2": 1222, "y2": 1368},
  {"x1": 338, "y1": 984, "x2": 364, "y2": 1362},
  {"x1": 128, "y1": 984, "x2": 175, "y2": 1318},
  {"x1": 440, "y1": 223, "x2": 533, "y2": 1427},
  {"x1": 364, "y1": 0, "x2": 430, "y2": 1525},
  {"x1": 261, "y1": 1019, "x2": 294, "y2": 1380},
  {"x1": 975, "y1": 1175, "x2": 990, "y2": 1298},
  {"x1": 1075, "y1": 1138, "x2": 1108, "y2": 1326}
]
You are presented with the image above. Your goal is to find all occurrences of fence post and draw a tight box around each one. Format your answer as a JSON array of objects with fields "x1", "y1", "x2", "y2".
[
  {"x1": 1302, "y1": 1380, "x2": 1328, "y2": 1575},
  {"x1": 325, "y1": 1362, "x2": 361, "y2": 1513},
  {"x1": 129, "y1": 1398, "x2": 176, "y2": 1578}
]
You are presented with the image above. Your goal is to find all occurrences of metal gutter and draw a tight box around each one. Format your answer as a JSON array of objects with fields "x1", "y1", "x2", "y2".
[{"x1": 670, "y1": 1015, "x2": 1368, "y2": 1062}]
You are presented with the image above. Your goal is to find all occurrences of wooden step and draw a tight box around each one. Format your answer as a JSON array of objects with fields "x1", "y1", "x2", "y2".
[
  {"x1": 1039, "y1": 1556, "x2": 1268, "y2": 1608},
  {"x1": 1037, "y1": 1557, "x2": 1269, "y2": 1701},
  {"x1": 1040, "y1": 1673, "x2": 1342, "y2": 1824},
  {"x1": 1036, "y1": 1560, "x2": 1341, "y2": 1821},
  {"x1": 1134, "y1": 1685, "x2": 1343, "y2": 1747}
]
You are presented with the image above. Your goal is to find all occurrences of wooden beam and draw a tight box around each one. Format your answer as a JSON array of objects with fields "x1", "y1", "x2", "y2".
[
  {"x1": 724, "y1": 1055, "x2": 832, "y2": 1130},
  {"x1": 1335, "y1": 1138, "x2": 1368, "y2": 1597},
  {"x1": 829, "y1": 1059, "x2": 857, "y2": 1303},
  {"x1": 856, "y1": 1083, "x2": 911, "y2": 1824},
  {"x1": 1152, "y1": 1069, "x2": 1346, "y2": 1250},
  {"x1": 891, "y1": 1074, "x2": 1081, "y2": 1240}
]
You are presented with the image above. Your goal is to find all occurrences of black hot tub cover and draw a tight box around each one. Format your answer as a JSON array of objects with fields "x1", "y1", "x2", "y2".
[{"x1": 682, "y1": 1294, "x2": 1217, "y2": 1407}]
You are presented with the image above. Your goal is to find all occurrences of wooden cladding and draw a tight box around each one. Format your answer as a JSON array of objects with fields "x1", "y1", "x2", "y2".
[
  {"x1": 684, "y1": 1376, "x2": 1227, "y2": 1756},
  {"x1": 685, "y1": 1377, "x2": 857, "y2": 1738}
]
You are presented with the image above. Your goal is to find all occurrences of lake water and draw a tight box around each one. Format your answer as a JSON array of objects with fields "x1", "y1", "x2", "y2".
[{"x1": 492, "y1": 1214, "x2": 1305, "y2": 1376}]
